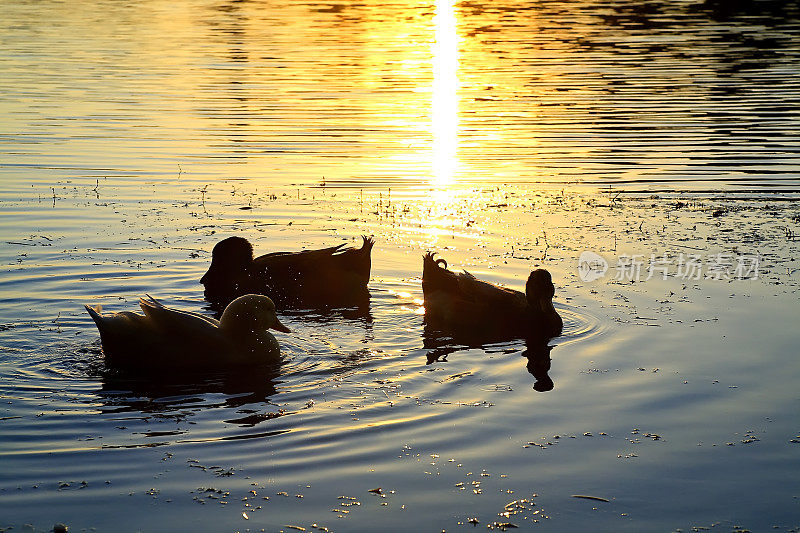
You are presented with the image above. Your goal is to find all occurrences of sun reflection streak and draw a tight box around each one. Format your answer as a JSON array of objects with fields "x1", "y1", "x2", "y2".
[{"x1": 431, "y1": 0, "x2": 460, "y2": 189}]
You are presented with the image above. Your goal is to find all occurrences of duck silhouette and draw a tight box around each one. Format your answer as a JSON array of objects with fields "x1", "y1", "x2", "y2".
[
  {"x1": 422, "y1": 252, "x2": 562, "y2": 341},
  {"x1": 85, "y1": 294, "x2": 290, "y2": 370},
  {"x1": 200, "y1": 236, "x2": 373, "y2": 309}
]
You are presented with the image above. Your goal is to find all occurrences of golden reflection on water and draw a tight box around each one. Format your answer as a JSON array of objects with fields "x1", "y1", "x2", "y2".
[
  {"x1": 0, "y1": 0, "x2": 795, "y2": 193},
  {"x1": 419, "y1": 0, "x2": 464, "y2": 244},
  {"x1": 431, "y1": 0, "x2": 460, "y2": 188}
]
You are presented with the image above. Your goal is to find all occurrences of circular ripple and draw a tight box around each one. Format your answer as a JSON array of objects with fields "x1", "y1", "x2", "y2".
[{"x1": 555, "y1": 303, "x2": 610, "y2": 346}]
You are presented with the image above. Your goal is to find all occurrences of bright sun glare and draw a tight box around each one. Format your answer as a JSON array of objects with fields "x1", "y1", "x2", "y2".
[{"x1": 431, "y1": 0, "x2": 460, "y2": 188}]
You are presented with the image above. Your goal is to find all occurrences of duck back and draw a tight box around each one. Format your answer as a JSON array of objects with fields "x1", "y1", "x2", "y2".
[{"x1": 85, "y1": 305, "x2": 165, "y2": 367}]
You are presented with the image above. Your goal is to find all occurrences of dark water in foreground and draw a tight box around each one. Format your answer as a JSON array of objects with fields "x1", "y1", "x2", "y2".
[
  {"x1": 1, "y1": 0, "x2": 800, "y2": 531},
  {"x1": 1, "y1": 182, "x2": 798, "y2": 532}
]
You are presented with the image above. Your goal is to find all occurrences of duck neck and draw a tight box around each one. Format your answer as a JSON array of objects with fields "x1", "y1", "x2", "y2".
[
  {"x1": 526, "y1": 293, "x2": 554, "y2": 315},
  {"x1": 220, "y1": 319, "x2": 257, "y2": 338},
  {"x1": 239, "y1": 329, "x2": 280, "y2": 359},
  {"x1": 538, "y1": 298, "x2": 556, "y2": 315}
]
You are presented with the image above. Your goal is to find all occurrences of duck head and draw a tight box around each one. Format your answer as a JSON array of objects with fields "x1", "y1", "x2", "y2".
[
  {"x1": 219, "y1": 294, "x2": 291, "y2": 334},
  {"x1": 525, "y1": 269, "x2": 555, "y2": 307},
  {"x1": 525, "y1": 269, "x2": 562, "y2": 337},
  {"x1": 201, "y1": 237, "x2": 255, "y2": 303}
]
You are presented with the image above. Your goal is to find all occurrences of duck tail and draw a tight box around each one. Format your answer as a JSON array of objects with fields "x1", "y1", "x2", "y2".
[
  {"x1": 424, "y1": 252, "x2": 448, "y2": 269},
  {"x1": 422, "y1": 252, "x2": 457, "y2": 295},
  {"x1": 423, "y1": 252, "x2": 447, "y2": 270},
  {"x1": 360, "y1": 235, "x2": 375, "y2": 251},
  {"x1": 140, "y1": 294, "x2": 163, "y2": 308},
  {"x1": 84, "y1": 304, "x2": 103, "y2": 325},
  {"x1": 336, "y1": 236, "x2": 374, "y2": 278}
]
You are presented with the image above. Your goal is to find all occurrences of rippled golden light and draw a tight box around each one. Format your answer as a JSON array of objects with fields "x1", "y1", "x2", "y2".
[{"x1": 431, "y1": 0, "x2": 460, "y2": 188}]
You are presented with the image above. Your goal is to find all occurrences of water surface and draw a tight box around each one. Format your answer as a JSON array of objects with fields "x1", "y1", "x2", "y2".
[{"x1": 1, "y1": 0, "x2": 800, "y2": 531}]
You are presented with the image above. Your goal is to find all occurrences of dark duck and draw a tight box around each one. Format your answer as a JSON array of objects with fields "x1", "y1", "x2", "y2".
[
  {"x1": 201, "y1": 236, "x2": 374, "y2": 309},
  {"x1": 85, "y1": 294, "x2": 290, "y2": 370},
  {"x1": 422, "y1": 252, "x2": 562, "y2": 341}
]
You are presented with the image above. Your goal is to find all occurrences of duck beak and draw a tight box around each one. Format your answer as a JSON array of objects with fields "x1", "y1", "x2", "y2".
[
  {"x1": 200, "y1": 264, "x2": 218, "y2": 285},
  {"x1": 272, "y1": 317, "x2": 291, "y2": 333}
]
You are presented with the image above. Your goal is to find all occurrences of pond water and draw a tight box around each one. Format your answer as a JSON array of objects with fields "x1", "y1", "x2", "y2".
[{"x1": 1, "y1": 0, "x2": 799, "y2": 532}]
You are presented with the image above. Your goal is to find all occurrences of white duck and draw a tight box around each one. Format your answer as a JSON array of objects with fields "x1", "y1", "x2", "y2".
[{"x1": 85, "y1": 294, "x2": 290, "y2": 369}]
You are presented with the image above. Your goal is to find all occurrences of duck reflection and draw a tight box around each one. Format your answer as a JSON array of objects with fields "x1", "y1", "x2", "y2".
[
  {"x1": 695, "y1": 0, "x2": 796, "y2": 20},
  {"x1": 423, "y1": 326, "x2": 558, "y2": 392},
  {"x1": 95, "y1": 364, "x2": 281, "y2": 422},
  {"x1": 277, "y1": 299, "x2": 373, "y2": 324},
  {"x1": 523, "y1": 341, "x2": 555, "y2": 392},
  {"x1": 201, "y1": 295, "x2": 372, "y2": 328}
]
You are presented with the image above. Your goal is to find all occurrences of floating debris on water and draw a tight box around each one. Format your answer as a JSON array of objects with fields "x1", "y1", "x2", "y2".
[
  {"x1": 571, "y1": 495, "x2": 610, "y2": 502},
  {"x1": 500, "y1": 498, "x2": 535, "y2": 518},
  {"x1": 487, "y1": 522, "x2": 518, "y2": 530}
]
